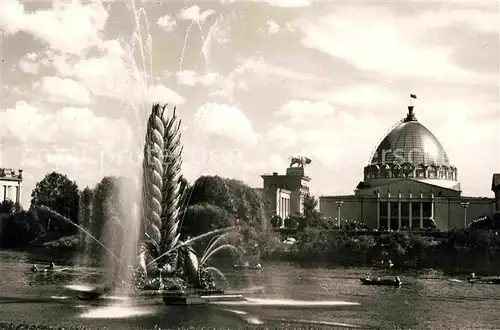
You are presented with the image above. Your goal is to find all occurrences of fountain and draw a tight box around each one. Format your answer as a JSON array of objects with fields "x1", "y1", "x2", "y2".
[
  {"x1": 131, "y1": 102, "x2": 238, "y2": 305},
  {"x1": 9, "y1": 3, "x2": 363, "y2": 325},
  {"x1": 56, "y1": 103, "x2": 240, "y2": 306}
]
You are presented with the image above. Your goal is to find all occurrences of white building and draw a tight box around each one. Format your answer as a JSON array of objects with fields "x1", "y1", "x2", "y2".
[
  {"x1": 0, "y1": 168, "x2": 23, "y2": 205},
  {"x1": 260, "y1": 167, "x2": 310, "y2": 227},
  {"x1": 319, "y1": 105, "x2": 496, "y2": 231}
]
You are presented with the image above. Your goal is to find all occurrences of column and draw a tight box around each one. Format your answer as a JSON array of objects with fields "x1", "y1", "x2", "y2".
[
  {"x1": 398, "y1": 201, "x2": 402, "y2": 230},
  {"x1": 2, "y1": 185, "x2": 5, "y2": 201},
  {"x1": 17, "y1": 185, "x2": 22, "y2": 205},
  {"x1": 419, "y1": 202, "x2": 424, "y2": 229},
  {"x1": 376, "y1": 201, "x2": 380, "y2": 229},
  {"x1": 16, "y1": 186, "x2": 20, "y2": 205},
  {"x1": 387, "y1": 201, "x2": 391, "y2": 230},
  {"x1": 280, "y1": 197, "x2": 283, "y2": 218},
  {"x1": 409, "y1": 200, "x2": 413, "y2": 229}
]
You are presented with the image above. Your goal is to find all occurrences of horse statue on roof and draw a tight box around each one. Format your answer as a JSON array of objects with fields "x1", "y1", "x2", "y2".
[{"x1": 289, "y1": 156, "x2": 312, "y2": 168}]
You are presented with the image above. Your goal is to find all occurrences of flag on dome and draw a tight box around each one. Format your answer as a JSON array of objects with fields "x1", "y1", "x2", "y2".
[{"x1": 410, "y1": 94, "x2": 417, "y2": 99}]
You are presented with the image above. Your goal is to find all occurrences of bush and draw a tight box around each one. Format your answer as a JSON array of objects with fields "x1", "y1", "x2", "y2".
[
  {"x1": 41, "y1": 235, "x2": 80, "y2": 250},
  {"x1": 0, "y1": 210, "x2": 41, "y2": 248},
  {"x1": 280, "y1": 229, "x2": 500, "y2": 273},
  {"x1": 270, "y1": 215, "x2": 282, "y2": 228}
]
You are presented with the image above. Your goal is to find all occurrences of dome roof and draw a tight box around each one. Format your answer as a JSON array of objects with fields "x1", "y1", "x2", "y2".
[{"x1": 370, "y1": 106, "x2": 450, "y2": 167}]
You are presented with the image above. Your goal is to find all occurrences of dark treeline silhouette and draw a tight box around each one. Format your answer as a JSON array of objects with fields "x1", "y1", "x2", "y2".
[
  {"x1": 268, "y1": 207, "x2": 500, "y2": 274},
  {"x1": 0, "y1": 172, "x2": 278, "y2": 264},
  {"x1": 2, "y1": 170, "x2": 499, "y2": 274}
]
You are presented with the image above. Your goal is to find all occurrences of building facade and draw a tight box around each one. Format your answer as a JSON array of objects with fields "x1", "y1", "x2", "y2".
[
  {"x1": 319, "y1": 105, "x2": 496, "y2": 231},
  {"x1": 0, "y1": 168, "x2": 23, "y2": 205},
  {"x1": 492, "y1": 174, "x2": 500, "y2": 212},
  {"x1": 261, "y1": 166, "x2": 311, "y2": 226}
]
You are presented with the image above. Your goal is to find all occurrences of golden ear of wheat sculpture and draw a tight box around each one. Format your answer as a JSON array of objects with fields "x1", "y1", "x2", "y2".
[{"x1": 141, "y1": 103, "x2": 182, "y2": 272}]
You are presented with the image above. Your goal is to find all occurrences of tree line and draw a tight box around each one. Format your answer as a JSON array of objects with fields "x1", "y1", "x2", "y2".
[
  {"x1": 0, "y1": 171, "x2": 281, "y2": 259},
  {"x1": 2, "y1": 170, "x2": 499, "y2": 274}
]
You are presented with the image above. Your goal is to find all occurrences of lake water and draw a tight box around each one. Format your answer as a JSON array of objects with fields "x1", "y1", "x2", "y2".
[{"x1": 0, "y1": 249, "x2": 498, "y2": 329}]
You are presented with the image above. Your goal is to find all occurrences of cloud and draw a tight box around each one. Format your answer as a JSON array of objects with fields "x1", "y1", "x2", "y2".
[
  {"x1": 267, "y1": 0, "x2": 311, "y2": 7},
  {"x1": 147, "y1": 85, "x2": 186, "y2": 105},
  {"x1": 0, "y1": 0, "x2": 108, "y2": 54},
  {"x1": 47, "y1": 43, "x2": 184, "y2": 105},
  {"x1": 308, "y1": 85, "x2": 395, "y2": 107},
  {"x1": 266, "y1": 125, "x2": 297, "y2": 147},
  {"x1": 235, "y1": 57, "x2": 316, "y2": 81},
  {"x1": 191, "y1": 103, "x2": 259, "y2": 147},
  {"x1": 177, "y1": 5, "x2": 215, "y2": 22},
  {"x1": 0, "y1": 101, "x2": 140, "y2": 205},
  {"x1": 38, "y1": 76, "x2": 93, "y2": 105},
  {"x1": 157, "y1": 14, "x2": 177, "y2": 31},
  {"x1": 267, "y1": 20, "x2": 281, "y2": 34},
  {"x1": 419, "y1": 7, "x2": 499, "y2": 34},
  {"x1": 276, "y1": 100, "x2": 336, "y2": 122},
  {"x1": 286, "y1": 22, "x2": 297, "y2": 32},
  {"x1": 176, "y1": 70, "x2": 221, "y2": 86},
  {"x1": 297, "y1": 6, "x2": 483, "y2": 80},
  {"x1": 18, "y1": 52, "x2": 44, "y2": 75},
  {"x1": 0, "y1": 101, "x2": 131, "y2": 148},
  {"x1": 1, "y1": 101, "x2": 136, "y2": 187}
]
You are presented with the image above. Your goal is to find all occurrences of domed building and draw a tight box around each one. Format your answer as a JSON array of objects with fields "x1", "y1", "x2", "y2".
[{"x1": 318, "y1": 104, "x2": 496, "y2": 231}]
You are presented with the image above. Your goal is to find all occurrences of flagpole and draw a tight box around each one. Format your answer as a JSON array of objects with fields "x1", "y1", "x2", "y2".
[{"x1": 409, "y1": 93, "x2": 417, "y2": 107}]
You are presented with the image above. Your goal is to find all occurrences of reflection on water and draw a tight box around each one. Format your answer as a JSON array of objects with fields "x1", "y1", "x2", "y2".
[
  {"x1": 81, "y1": 305, "x2": 154, "y2": 319},
  {"x1": 1, "y1": 250, "x2": 500, "y2": 329},
  {"x1": 211, "y1": 297, "x2": 359, "y2": 307}
]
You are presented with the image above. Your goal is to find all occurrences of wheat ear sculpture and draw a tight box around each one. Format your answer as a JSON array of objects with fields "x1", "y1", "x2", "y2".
[
  {"x1": 142, "y1": 103, "x2": 182, "y2": 267},
  {"x1": 159, "y1": 107, "x2": 182, "y2": 258},
  {"x1": 142, "y1": 104, "x2": 168, "y2": 254}
]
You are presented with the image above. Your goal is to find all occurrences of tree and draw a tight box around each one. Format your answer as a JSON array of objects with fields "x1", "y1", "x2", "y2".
[
  {"x1": 79, "y1": 187, "x2": 94, "y2": 230},
  {"x1": 284, "y1": 216, "x2": 299, "y2": 229},
  {"x1": 188, "y1": 176, "x2": 235, "y2": 213},
  {"x1": 225, "y1": 178, "x2": 269, "y2": 230},
  {"x1": 302, "y1": 194, "x2": 328, "y2": 229},
  {"x1": 0, "y1": 199, "x2": 22, "y2": 215},
  {"x1": 79, "y1": 187, "x2": 94, "y2": 252},
  {"x1": 187, "y1": 176, "x2": 270, "y2": 230},
  {"x1": 30, "y1": 172, "x2": 80, "y2": 235},
  {"x1": 0, "y1": 210, "x2": 41, "y2": 248},
  {"x1": 181, "y1": 203, "x2": 233, "y2": 238},
  {"x1": 271, "y1": 215, "x2": 282, "y2": 228},
  {"x1": 90, "y1": 177, "x2": 123, "y2": 231}
]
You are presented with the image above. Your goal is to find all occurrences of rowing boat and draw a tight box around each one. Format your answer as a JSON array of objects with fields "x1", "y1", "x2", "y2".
[{"x1": 360, "y1": 278, "x2": 401, "y2": 287}]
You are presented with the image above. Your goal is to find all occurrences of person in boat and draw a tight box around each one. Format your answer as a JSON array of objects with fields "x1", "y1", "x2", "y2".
[
  {"x1": 255, "y1": 263, "x2": 262, "y2": 269},
  {"x1": 46, "y1": 262, "x2": 55, "y2": 270},
  {"x1": 379, "y1": 260, "x2": 394, "y2": 268},
  {"x1": 395, "y1": 276, "x2": 401, "y2": 285},
  {"x1": 376, "y1": 276, "x2": 381, "y2": 281},
  {"x1": 364, "y1": 273, "x2": 371, "y2": 280},
  {"x1": 467, "y1": 272, "x2": 476, "y2": 282},
  {"x1": 31, "y1": 264, "x2": 39, "y2": 272}
]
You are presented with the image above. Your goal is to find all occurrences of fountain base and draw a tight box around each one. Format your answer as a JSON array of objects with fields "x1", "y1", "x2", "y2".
[
  {"x1": 163, "y1": 295, "x2": 206, "y2": 305},
  {"x1": 161, "y1": 289, "x2": 242, "y2": 306}
]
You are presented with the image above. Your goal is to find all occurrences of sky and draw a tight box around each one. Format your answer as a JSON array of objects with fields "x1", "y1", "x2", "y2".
[{"x1": 0, "y1": 0, "x2": 498, "y2": 207}]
